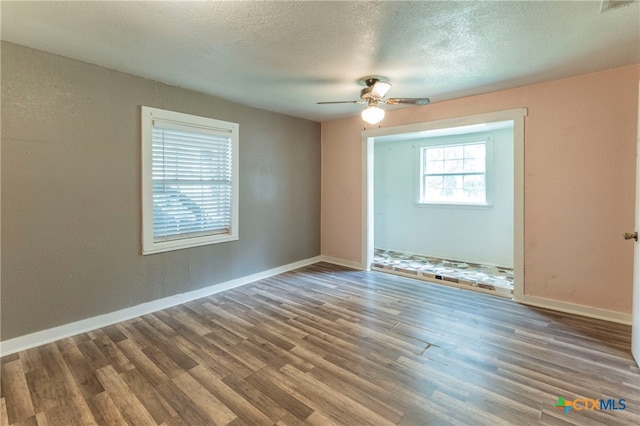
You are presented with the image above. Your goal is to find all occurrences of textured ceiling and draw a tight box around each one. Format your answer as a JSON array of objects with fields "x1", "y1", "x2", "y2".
[{"x1": 1, "y1": 1, "x2": 639, "y2": 122}]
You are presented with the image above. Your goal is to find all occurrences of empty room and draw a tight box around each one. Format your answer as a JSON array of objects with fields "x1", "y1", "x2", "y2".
[{"x1": 1, "y1": 1, "x2": 639, "y2": 425}]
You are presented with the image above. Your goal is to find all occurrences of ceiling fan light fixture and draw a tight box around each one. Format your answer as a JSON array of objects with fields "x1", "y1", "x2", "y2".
[
  {"x1": 361, "y1": 105, "x2": 385, "y2": 125},
  {"x1": 370, "y1": 81, "x2": 392, "y2": 99}
]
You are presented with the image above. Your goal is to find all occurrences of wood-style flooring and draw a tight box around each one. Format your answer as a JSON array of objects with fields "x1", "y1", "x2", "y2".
[{"x1": 1, "y1": 262, "x2": 639, "y2": 425}]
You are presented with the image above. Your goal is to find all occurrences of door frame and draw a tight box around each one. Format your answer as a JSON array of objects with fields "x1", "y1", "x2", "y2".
[
  {"x1": 632, "y1": 82, "x2": 640, "y2": 366},
  {"x1": 360, "y1": 108, "x2": 527, "y2": 300}
]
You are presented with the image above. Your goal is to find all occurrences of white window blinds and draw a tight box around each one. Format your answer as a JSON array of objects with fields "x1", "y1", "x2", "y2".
[{"x1": 152, "y1": 122, "x2": 233, "y2": 241}]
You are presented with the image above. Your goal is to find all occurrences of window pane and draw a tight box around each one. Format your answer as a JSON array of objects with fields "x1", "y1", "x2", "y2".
[
  {"x1": 464, "y1": 143, "x2": 485, "y2": 159},
  {"x1": 463, "y1": 158, "x2": 485, "y2": 172},
  {"x1": 444, "y1": 159, "x2": 463, "y2": 173},
  {"x1": 423, "y1": 187, "x2": 443, "y2": 201},
  {"x1": 443, "y1": 175, "x2": 462, "y2": 189},
  {"x1": 444, "y1": 145, "x2": 463, "y2": 160},
  {"x1": 463, "y1": 175, "x2": 486, "y2": 202},
  {"x1": 425, "y1": 175, "x2": 443, "y2": 189},
  {"x1": 451, "y1": 188, "x2": 467, "y2": 200},
  {"x1": 426, "y1": 160, "x2": 444, "y2": 174},
  {"x1": 425, "y1": 147, "x2": 444, "y2": 161}
]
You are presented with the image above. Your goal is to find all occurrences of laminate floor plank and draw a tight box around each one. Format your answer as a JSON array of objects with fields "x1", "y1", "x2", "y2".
[
  {"x1": 90, "y1": 391, "x2": 127, "y2": 426},
  {"x1": 114, "y1": 339, "x2": 169, "y2": 388},
  {"x1": 94, "y1": 365, "x2": 156, "y2": 425},
  {"x1": 19, "y1": 349, "x2": 43, "y2": 375},
  {"x1": 119, "y1": 368, "x2": 177, "y2": 424},
  {"x1": 0, "y1": 397, "x2": 8, "y2": 426},
  {"x1": 220, "y1": 373, "x2": 290, "y2": 422},
  {"x1": 169, "y1": 306, "x2": 220, "y2": 336},
  {"x1": 187, "y1": 365, "x2": 273, "y2": 426},
  {"x1": 90, "y1": 336, "x2": 133, "y2": 374},
  {"x1": 55, "y1": 339, "x2": 105, "y2": 401},
  {"x1": 304, "y1": 363, "x2": 404, "y2": 423},
  {"x1": 133, "y1": 320, "x2": 198, "y2": 372},
  {"x1": 75, "y1": 340, "x2": 111, "y2": 373},
  {"x1": 260, "y1": 364, "x2": 396, "y2": 426},
  {"x1": 149, "y1": 310, "x2": 199, "y2": 340},
  {"x1": 24, "y1": 368, "x2": 59, "y2": 414},
  {"x1": 171, "y1": 371, "x2": 238, "y2": 425},
  {"x1": 245, "y1": 335, "x2": 313, "y2": 372},
  {"x1": 1, "y1": 360, "x2": 35, "y2": 424},
  {"x1": 2, "y1": 263, "x2": 638, "y2": 425},
  {"x1": 38, "y1": 344, "x2": 98, "y2": 426},
  {"x1": 155, "y1": 380, "x2": 223, "y2": 426},
  {"x1": 244, "y1": 369, "x2": 314, "y2": 421}
]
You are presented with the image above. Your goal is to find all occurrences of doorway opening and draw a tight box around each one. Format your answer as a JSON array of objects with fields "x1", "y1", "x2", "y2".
[{"x1": 361, "y1": 109, "x2": 526, "y2": 299}]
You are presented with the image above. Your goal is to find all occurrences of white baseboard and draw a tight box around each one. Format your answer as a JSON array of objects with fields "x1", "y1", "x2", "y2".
[
  {"x1": 0, "y1": 255, "x2": 322, "y2": 357},
  {"x1": 515, "y1": 294, "x2": 632, "y2": 325},
  {"x1": 320, "y1": 255, "x2": 365, "y2": 270}
]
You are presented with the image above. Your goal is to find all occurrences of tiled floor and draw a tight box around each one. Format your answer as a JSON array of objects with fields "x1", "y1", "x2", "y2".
[{"x1": 372, "y1": 248, "x2": 514, "y2": 296}]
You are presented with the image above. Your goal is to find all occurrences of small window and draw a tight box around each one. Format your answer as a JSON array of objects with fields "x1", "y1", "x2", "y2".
[
  {"x1": 419, "y1": 141, "x2": 488, "y2": 204},
  {"x1": 141, "y1": 106, "x2": 239, "y2": 254}
]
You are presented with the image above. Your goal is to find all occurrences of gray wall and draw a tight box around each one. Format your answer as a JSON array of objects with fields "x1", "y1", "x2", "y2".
[{"x1": 1, "y1": 42, "x2": 321, "y2": 341}]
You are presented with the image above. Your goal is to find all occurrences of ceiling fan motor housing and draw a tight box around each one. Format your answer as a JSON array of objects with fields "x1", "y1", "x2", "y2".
[
  {"x1": 360, "y1": 86, "x2": 374, "y2": 100},
  {"x1": 360, "y1": 77, "x2": 386, "y2": 101}
]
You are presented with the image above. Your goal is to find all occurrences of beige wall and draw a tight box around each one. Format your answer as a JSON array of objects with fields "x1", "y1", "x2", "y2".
[
  {"x1": 1, "y1": 42, "x2": 321, "y2": 341},
  {"x1": 321, "y1": 64, "x2": 640, "y2": 314}
]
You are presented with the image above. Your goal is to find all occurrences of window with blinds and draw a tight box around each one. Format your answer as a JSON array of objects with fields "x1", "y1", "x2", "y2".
[{"x1": 141, "y1": 107, "x2": 238, "y2": 254}]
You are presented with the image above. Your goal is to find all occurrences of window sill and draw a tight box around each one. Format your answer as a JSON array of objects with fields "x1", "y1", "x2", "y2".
[
  {"x1": 142, "y1": 234, "x2": 238, "y2": 255},
  {"x1": 416, "y1": 201, "x2": 494, "y2": 209}
]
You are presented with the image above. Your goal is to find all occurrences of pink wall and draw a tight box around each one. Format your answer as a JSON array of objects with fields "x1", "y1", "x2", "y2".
[{"x1": 321, "y1": 64, "x2": 640, "y2": 313}]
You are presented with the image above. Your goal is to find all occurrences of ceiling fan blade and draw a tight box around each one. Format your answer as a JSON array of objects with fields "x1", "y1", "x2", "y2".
[
  {"x1": 384, "y1": 98, "x2": 430, "y2": 105},
  {"x1": 317, "y1": 100, "x2": 364, "y2": 104}
]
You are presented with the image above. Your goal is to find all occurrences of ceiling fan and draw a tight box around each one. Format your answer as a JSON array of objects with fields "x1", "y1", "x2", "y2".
[{"x1": 317, "y1": 76, "x2": 430, "y2": 125}]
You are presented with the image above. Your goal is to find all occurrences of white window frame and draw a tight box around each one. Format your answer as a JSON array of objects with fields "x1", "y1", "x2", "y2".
[
  {"x1": 141, "y1": 106, "x2": 239, "y2": 255},
  {"x1": 417, "y1": 135, "x2": 493, "y2": 207}
]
